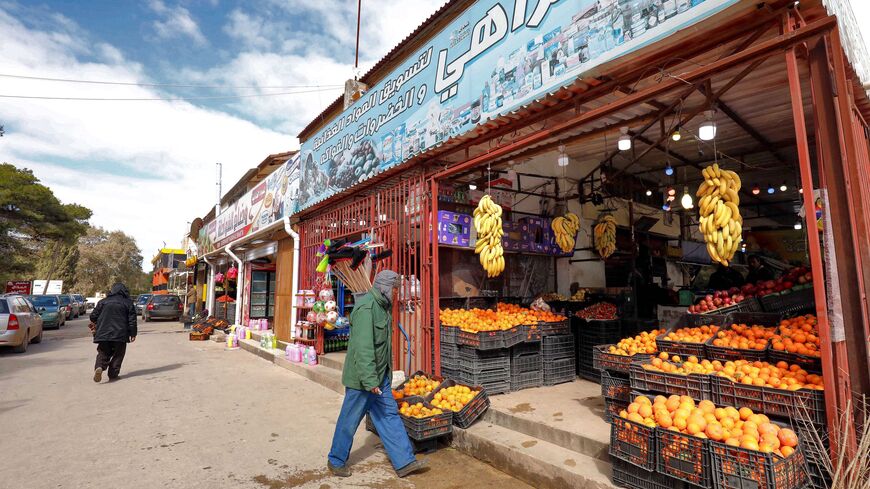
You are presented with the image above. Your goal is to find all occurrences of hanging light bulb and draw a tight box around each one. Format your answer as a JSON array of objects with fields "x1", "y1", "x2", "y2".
[
  {"x1": 794, "y1": 221, "x2": 803, "y2": 230},
  {"x1": 752, "y1": 184, "x2": 761, "y2": 195},
  {"x1": 799, "y1": 187, "x2": 804, "y2": 194},
  {"x1": 699, "y1": 110, "x2": 717, "y2": 141},
  {"x1": 468, "y1": 183, "x2": 477, "y2": 190},
  {"x1": 645, "y1": 189, "x2": 653, "y2": 197},
  {"x1": 671, "y1": 125, "x2": 681, "y2": 141},
  {"x1": 557, "y1": 144, "x2": 569, "y2": 167},
  {"x1": 662, "y1": 203, "x2": 671, "y2": 211},
  {"x1": 618, "y1": 126, "x2": 631, "y2": 151},
  {"x1": 767, "y1": 183, "x2": 775, "y2": 194},
  {"x1": 664, "y1": 162, "x2": 674, "y2": 176},
  {"x1": 741, "y1": 242, "x2": 747, "y2": 253},
  {"x1": 667, "y1": 187, "x2": 676, "y2": 196},
  {"x1": 681, "y1": 186, "x2": 694, "y2": 209},
  {"x1": 779, "y1": 181, "x2": 787, "y2": 192}
]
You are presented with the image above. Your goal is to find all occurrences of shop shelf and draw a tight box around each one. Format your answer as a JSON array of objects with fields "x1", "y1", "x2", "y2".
[
  {"x1": 539, "y1": 319, "x2": 570, "y2": 336},
  {"x1": 610, "y1": 415, "x2": 657, "y2": 471},
  {"x1": 759, "y1": 287, "x2": 815, "y2": 317},
  {"x1": 709, "y1": 440, "x2": 808, "y2": 489},
  {"x1": 767, "y1": 349, "x2": 822, "y2": 374},
  {"x1": 543, "y1": 356, "x2": 576, "y2": 386},
  {"x1": 593, "y1": 345, "x2": 658, "y2": 374},
  {"x1": 519, "y1": 323, "x2": 542, "y2": 342},
  {"x1": 656, "y1": 428, "x2": 712, "y2": 487},
  {"x1": 656, "y1": 314, "x2": 727, "y2": 358},
  {"x1": 440, "y1": 325, "x2": 459, "y2": 345},
  {"x1": 503, "y1": 326, "x2": 524, "y2": 348},
  {"x1": 510, "y1": 369, "x2": 543, "y2": 391},
  {"x1": 630, "y1": 361, "x2": 712, "y2": 400},
  {"x1": 424, "y1": 379, "x2": 491, "y2": 429},
  {"x1": 604, "y1": 397, "x2": 628, "y2": 424},
  {"x1": 600, "y1": 370, "x2": 632, "y2": 402},
  {"x1": 611, "y1": 458, "x2": 681, "y2": 489},
  {"x1": 709, "y1": 375, "x2": 826, "y2": 426},
  {"x1": 458, "y1": 347, "x2": 510, "y2": 371},
  {"x1": 457, "y1": 329, "x2": 505, "y2": 350},
  {"x1": 542, "y1": 333, "x2": 575, "y2": 360},
  {"x1": 394, "y1": 396, "x2": 454, "y2": 442}
]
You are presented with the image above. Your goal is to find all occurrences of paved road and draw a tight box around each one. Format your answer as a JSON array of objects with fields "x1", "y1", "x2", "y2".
[{"x1": 0, "y1": 319, "x2": 532, "y2": 489}]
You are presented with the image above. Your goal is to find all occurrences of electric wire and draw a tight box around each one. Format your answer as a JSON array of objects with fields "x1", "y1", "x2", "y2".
[
  {"x1": 0, "y1": 86, "x2": 344, "y2": 101},
  {"x1": 0, "y1": 72, "x2": 344, "y2": 90}
]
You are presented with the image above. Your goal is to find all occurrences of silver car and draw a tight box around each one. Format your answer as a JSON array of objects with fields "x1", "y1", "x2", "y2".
[{"x1": 0, "y1": 294, "x2": 44, "y2": 353}]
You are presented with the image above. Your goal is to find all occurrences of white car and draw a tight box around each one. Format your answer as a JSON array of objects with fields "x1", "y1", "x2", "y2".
[{"x1": 0, "y1": 294, "x2": 44, "y2": 353}]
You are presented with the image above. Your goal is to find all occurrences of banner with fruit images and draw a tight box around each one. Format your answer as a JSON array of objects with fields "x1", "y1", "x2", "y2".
[{"x1": 295, "y1": 0, "x2": 739, "y2": 213}]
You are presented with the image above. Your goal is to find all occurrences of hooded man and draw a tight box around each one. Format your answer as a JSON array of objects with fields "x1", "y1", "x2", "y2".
[
  {"x1": 89, "y1": 283, "x2": 137, "y2": 383},
  {"x1": 327, "y1": 270, "x2": 427, "y2": 479}
]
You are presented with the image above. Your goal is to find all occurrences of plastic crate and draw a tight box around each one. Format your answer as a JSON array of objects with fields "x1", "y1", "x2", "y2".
[
  {"x1": 441, "y1": 366, "x2": 458, "y2": 380},
  {"x1": 511, "y1": 352, "x2": 541, "y2": 376},
  {"x1": 593, "y1": 344, "x2": 657, "y2": 374},
  {"x1": 577, "y1": 318, "x2": 623, "y2": 345},
  {"x1": 456, "y1": 365, "x2": 509, "y2": 385},
  {"x1": 503, "y1": 326, "x2": 524, "y2": 348},
  {"x1": 578, "y1": 364, "x2": 601, "y2": 383},
  {"x1": 440, "y1": 325, "x2": 459, "y2": 344},
  {"x1": 709, "y1": 375, "x2": 826, "y2": 425},
  {"x1": 543, "y1": 333, "x2": 575, "y2": 359},
  {"x1": 424, "y1": 379, "x2": 491, "y2": 429},
  {"x1": 790, "y1": 416, "x2": 828, "y2": 471},
  {"x1": 539, "y1": 319, "x2": 570, "y2": 336},
  {"x1": 543, "y1": 356, "x2": 576, "y2": 386},
  {"x1": 600, "y1": 370, "x2": 632, "y2": 402},
  {"x1": 611, "y1": 458, "x2": 679, "y2": 489},
  {"x1": 458, "y1": 329, "x2": 505, "y2": 350},
  {"x1": 395, "y1": 396, "x2": 454, "y2": 441},
  {"x1": 804, "y1": 460, "x2": 831, "y2": 489},
  {"x1": 365, "y1": 415, "x2": 443, "y2": 454},
  {"x1": 604, "y1": 397, "x2": 628, "y2": 423},
  {"x1": 760, "y1": 287, "x2": 815, "y2": 317},
  {"x1": 510, "y1": 341, "x2": 541, "y2": 357},
  {"x1": 610, "y1": 415, "x2": 657, "y2": 471},
  {"x1": 520, "y1": 323, "x2": 542, "y2": 342},
  {"x1": 736, "y1": 297, "x2": 764, "y2": 313},
  {"x1": 704, "y1": 313, "x2": 781, "y2": 362},
  {"x1": 657, "y1": 428, "x2": 712, "y2": 487},
  {"x1": 630, "y1": 362, "x2": 712, "y2": 400},
  {"x1": 458, "y1": 348, "x2": 510, "y2": 373},
  {"x1": 767, "y1": 349, "x2": 822, "y2": 374},
  {"x1": 710, "y1": 440, "x2": 808, "y2": 489},
  {"x1": 511, "y1": 369, "x2": 543, "y2": 391},
  {"x1": 656, "y1": 314, "x2": 727, "y2": 357}
]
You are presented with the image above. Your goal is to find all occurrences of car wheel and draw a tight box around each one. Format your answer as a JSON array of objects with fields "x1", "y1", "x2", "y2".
[
  {"x1": 32, "y1": 329, "x2": 43, "y2": 344},
  {"x1": 13, "y1": 331, "x2": 28, "y2": 353}
]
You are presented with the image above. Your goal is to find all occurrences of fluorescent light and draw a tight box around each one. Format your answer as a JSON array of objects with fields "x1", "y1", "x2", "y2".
[
  {"x1": 681, "y1": 187, "x2": 694, "y2": 209},
  {"x1": 618, "y1": 127, "x2": 631, "y2": 151},
  {"x1": 699, "y1": 110, "x2": 717, "y2": 141}
]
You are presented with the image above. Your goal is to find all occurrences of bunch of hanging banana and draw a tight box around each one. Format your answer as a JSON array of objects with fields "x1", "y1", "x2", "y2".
[
  {"x1": 473, "y1": 195, "x2": 505, "y2": 277},
  {"x1": 697, "y1": 163, "x2": 743, "y2": 266},
  {"x1": 552, "y1": 212, "x2": 580, "y2": 253},
  {"x1": 593, "y1": 215, "x2": 617, "y2": 259}
]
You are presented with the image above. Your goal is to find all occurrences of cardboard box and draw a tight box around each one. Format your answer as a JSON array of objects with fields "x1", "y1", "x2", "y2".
[
  {"x1": 501, "y1": 221, "x2": 524, "y2": 251},
  {"x1": 437, "y1": 211, "x2": 471, "y2": 247}
]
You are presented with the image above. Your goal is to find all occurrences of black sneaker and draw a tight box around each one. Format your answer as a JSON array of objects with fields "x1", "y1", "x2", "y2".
[
  {"x1": 327, "y1": 461, "x2": 351, "y2": 477},
  {"x1": 396, "y1": 459, "x2": 428, "y2": 478},
  {"x1": 93, "y1": 367, "x2": 103, "y2": 383}
]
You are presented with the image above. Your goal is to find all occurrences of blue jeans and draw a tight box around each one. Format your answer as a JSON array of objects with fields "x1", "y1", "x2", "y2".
[{"x1": 328, "y1": 372, "x2": 416, "y2": 471}]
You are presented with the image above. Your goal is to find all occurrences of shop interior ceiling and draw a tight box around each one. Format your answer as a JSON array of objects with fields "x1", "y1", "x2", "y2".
[{"x1": 449, "y1": 32, "x2": 813, "y2": 230}]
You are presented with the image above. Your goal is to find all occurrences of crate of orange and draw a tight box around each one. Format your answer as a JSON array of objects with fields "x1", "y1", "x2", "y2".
[
  {"x1": 609, "y1": 413, "x2": 657, "y2": 470},
  {"x1": 710, "y1": 438, "x2": 807, "y2": 489},
  {"x1": 657, "y1": 426, "x2": 712, "y2": 486},
  {"x1": 425, "y1": 379, "x2": 490, "y2": 429},
  {"x1": 396, "y1": 396, "x2": 454, "y2": 441},
  {"x1": 656, "y1": 314, "x2": 726, "y2": 358},
  {"x1": 604, "y1": 397, "x2": 628, "y2": 424},
  {"x1": 593, "y1": 328, "x2": 664, "y2": 373},
  {"x1": 768, "y1": 314, "x2": 822, "y2": 373},
  {"x1": 709, "y1": 367, "x2": 826, "y2": 425},
  {"x1": 705, "y1": 313, "x2": 781, "y2": 363},
  {"x1": 630, "y1": 354, "x2": 713, "y2": 401}
]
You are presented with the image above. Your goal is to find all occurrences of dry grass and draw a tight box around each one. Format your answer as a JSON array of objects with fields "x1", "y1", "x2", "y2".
[{"x1": 802, "y1": 396, "x2": 870, "y2": 489}]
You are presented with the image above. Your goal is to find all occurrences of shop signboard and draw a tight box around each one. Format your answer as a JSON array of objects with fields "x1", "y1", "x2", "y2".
[
  {"x1": 5, "y1": 280, "x2": 32, "y2": 294},
  {"x1": 295, "y1": 0, "x2": 739, "y2": 212},
  {"x1": 197, "y1": 155, "x2": 301, "y2": 253}
]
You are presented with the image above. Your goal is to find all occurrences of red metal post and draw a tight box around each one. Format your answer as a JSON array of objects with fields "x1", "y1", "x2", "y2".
[{"x1": 430, "y1": 177, "x2": 441, "y2": 377}]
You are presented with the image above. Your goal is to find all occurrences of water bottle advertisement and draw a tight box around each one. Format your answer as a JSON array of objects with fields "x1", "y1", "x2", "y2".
[{"x1": 295, "y1": 0, "x2": 737, "y2": 213}]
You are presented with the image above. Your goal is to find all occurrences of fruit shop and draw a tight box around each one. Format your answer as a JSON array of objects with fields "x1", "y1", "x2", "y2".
[{"x1": 289, "y1": 0, "x2": 870, "y2": 487}]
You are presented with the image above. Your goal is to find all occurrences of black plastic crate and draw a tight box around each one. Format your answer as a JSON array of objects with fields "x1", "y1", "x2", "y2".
[
  {"x1": 393, "y1": 396, "x2": 454, "y2": 441},
  {"x1": 458, "y1": 329, "x2": 505, "y2": 350},
  {"x1": 424, "y1": 379, "x2": 491, "y2": 429},
  {"x1": 456, "y1": 366, "x2": 509, "y2": 386},
  {"x1": 705, "y1": 313, "x2": 781, "y2": 363},
  {"x1": 511, "y1": 352, "x2": 541, "y2": 376},
  {"x1": 539, "y1": 319, "x2": 570, "y2": 336},
  {"x1": 578, "y1": 363, "x2": 601, "y2": 383},
  {"x1": 767, "y1": 349, "x2": 822, "y2": 374},
  {"x1": 577, "y1": 318, "x2": 623, "y2": 345},
  {"x1": 593, "y1": 344, "x2": 658, "y2": 374},
  {"x1": 365, "y1": 414, "x2": 443, "y2": 453},
  {"x1": 503, "y1": 326, "x2": 524, "y2": 348},
  {"x1": 543, "y1": 356, "x2": 576, "y2": 386},
  {"x1": 630, "y1": 361, "x2": 712, "y2": 400},
  {"x1": 520, "y1": 323, "x2": 542, "y2": 342},
  {"x1": 601, "y1": 370, "x2": 632, "y2": 402},
  {"x1": 709, "y1": 375, "x2": 826, "y2": 425},
  {"x1": 709, "y1": 440, "x2": 808, "y2": 489},
  {"x1": 736, "y1": 297, "x2": 764, "y2": 313},
  {"x1": 510, "y1": 341, "x2": 541, "y2": 357},
  {"x1": 804, "y1": 460, "x2": 831, "y2": 489},
  {"x1": 610, "y1": 415, "x2": 657, "y2": 471},
  {"x1": 511, "y1": 369, "x2": 543, "y2": 391},
  {"x1": 440, "y1": 325, "x2": 459, "y2": 344},
  {"x1": 604, "y1": 397, "x2": 628, "y2": 423},
  {"x1": 611, "y1": 458, "x2": 679, "y2": 489},
  {"x1": 458, "y1": 346, "x2": 510, "y2": 371},
  {"x1": 657, "y1": 314, "x2": 727, "y2": 357},
  {"x1": 791, "y1": 417, "x2": 829, "y2": 471},
  {"x1": 657, "y1": 428, "x2": 712, "y2": 487},
  {"x1": 760, "y1": 287, "x2": 815, "y2": 317},
  {"x1": 543, "y1": 333, "x2": 575, "y2": 359},
  {"x1": 441, "y1": 366, "x2": 458, "y2": 380}
]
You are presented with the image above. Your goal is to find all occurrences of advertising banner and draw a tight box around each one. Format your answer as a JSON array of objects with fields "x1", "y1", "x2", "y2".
[
  {"x1": 295, "y1": 0, "x2": 738, "y2": 212},
  {"x1": 5, "y1": 281, "x2": 32, "y2": 294},
  {"x1": 32, "y1": 280, "x2": 63, "y2": 295},
  {"x1": 197, "y1": 154, "x2": 301, "y2": 254}
]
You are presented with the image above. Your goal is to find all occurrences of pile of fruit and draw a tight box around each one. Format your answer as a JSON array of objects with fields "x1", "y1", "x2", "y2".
[
  {"x1": 642, "y1": 354, "x2": 824, "y2": 391},
  {"x1": 711, "y1": 323, "x2": 777, "y2": 350},
  {"x1": 399, "y1": 401, "x2": 444, "y2": 419},
  {"x1": 645, "y1": 353, "x2": 716, "y2": 375},
  {"x1": 540, "y1": 292, "x2": 567, "y2": 302},
  {"x1": 593, "y1": 215, "x2": 617, "y2": 259},
  {"x1": 697, "y1": 163, "x2": 743, "y2": 266},
  {"x1": 688, "y1": 266, "x2": 814, "y2": 314},
  {"x1": 576, "y1": 302, "x2": 618, "y2": 320},
  {"x1": 620, "y1": 394, "x2": 799, "y2": 457},
  {"x1": 473, "y1": 195, "x2": 505, "y2": 277},
  {"x1": 499, "y1": 303, "x2": 566, "y2": 322},
  {"x1": 440, "y1": 303, "x2": 565, "y2": 332},
  {"x1": 551, "y1": 212, "x2": 581, "y2": 253},
  {"x1": 607, "y1": 329, "x2": 666, "y2": 356},
  {"x1": 430, "y1": 385, "x2": 480, "y2": 412},
  {"x1": 402, "y1": 375, "x2": 441, "y2": 396},
  {"x1": 689, "y1": 290, "x2": 746, "y2": 314},
  {"x1": 771, "y1": 314, "x2": 820, "y2": 357},
  {"x1": 661, "y1": 324, "x2": 720, "y2": 343}
]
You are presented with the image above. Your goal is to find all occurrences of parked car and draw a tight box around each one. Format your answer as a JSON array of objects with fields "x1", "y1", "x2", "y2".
[
  {"x1": 66, "y1": 294, "x2": 83, "y2": 319},
  {"x1": 144, "y1": 294, "x2": 182, "y2": 322},
  {"x1": 0, "y1": 294, "x2": 44, "y2": 353},
  {"x1": 135, "y1": 294, "x2": 153, "y2": 317},
  {"x1": 73, "y1": 294, "x2": 88, "y2": 311},
  {"x1": 57, "y1": 294, "x2": 72, "y2": 320},
  {"x1": 27, "y1": 294, "x2": 65, "y2": 329}
]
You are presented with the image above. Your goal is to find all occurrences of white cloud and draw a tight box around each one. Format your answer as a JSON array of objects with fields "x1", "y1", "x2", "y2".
[
  {"x1": 223, "y1": 9, "x2": 271, "y2": 50},
  {"x1": 148, "y1": 0, "x2": 208, "y2": 46},
  {"x1": 0, "y1": 6, "x2": 288, "y2": 269}
]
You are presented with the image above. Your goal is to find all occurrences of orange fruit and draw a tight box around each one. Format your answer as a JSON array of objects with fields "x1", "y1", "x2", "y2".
[
  {"x1": 778, "y1": 429, "x2": 798, "y2": 448},
  {"x1": 739, "y1": 407, "x2": 753, "y2": 421}
]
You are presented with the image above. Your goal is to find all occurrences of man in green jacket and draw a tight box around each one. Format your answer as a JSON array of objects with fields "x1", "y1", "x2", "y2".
[{"x1": 327, "y1": 270, "x2": 427, "y2": 478}]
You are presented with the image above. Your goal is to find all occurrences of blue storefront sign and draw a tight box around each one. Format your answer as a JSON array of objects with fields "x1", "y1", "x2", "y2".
[{"x1": 295, "y1": 0, "x2": 738, "y2": 212}]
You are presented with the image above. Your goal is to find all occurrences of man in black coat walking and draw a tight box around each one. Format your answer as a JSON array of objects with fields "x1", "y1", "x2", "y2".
[{"x1": 90, "y1": 283, "x2": 137, "y2": 382}]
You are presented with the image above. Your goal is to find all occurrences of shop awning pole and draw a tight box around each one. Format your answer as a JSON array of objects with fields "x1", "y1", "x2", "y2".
[{"x1": 432, "y1": 16, "x2": 836, "y2": 182}]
